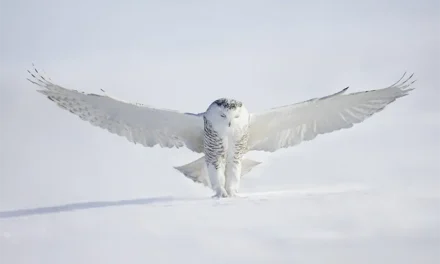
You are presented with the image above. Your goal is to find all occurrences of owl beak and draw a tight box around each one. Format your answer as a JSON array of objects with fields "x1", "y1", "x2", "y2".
[{"x1": 228, "y1": 121, "x2": 231, "y2": 127}]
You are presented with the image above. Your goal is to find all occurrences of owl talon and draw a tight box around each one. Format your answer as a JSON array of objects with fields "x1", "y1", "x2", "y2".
[
  {"x1": 212, "y1": 188, "x2": 229, "y2": 199},
  {"x1": 226, "y1": 189, "x2": 238, "y2": 197}
]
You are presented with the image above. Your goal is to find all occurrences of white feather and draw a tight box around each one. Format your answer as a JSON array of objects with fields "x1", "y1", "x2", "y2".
[
  {"x1": 247, "y1": 73, "x2": 416, "y2": 152},
  {"x1": 27, "y1": 68, "x2": 204, "y2": 152}
]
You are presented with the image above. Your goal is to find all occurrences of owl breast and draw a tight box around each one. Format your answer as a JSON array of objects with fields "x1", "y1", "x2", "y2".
[{"x1": 203, "y1": 116, "x2": 249, "y2": 168}]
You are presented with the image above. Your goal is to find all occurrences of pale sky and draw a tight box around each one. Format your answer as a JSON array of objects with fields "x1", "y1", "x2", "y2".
[{"x1": 1, "y1": 0, "x2": 439, "y2": 206}]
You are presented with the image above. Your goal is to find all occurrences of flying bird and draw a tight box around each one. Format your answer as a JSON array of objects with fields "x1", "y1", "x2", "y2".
[{"x1": 27, "y1": 67, "x2": 416, "y2": 198}]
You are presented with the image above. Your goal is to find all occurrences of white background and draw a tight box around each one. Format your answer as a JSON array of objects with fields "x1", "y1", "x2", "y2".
[{"x1": 1, "y1": 0, "x2": 439, "y2": 263}]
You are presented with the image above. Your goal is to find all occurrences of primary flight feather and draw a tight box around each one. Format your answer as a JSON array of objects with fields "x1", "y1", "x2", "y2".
[
  {"x1": 27, "y1": 67, "x2": 416, "y2": 198},
  {"x1": 27, "y1": 68, "x2": 205, "y2": 153},
  {"x1": 248, "y1": 73, "x2": 415, "y2": 152}
]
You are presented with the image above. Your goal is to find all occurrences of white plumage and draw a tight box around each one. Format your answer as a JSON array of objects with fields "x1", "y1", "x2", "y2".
[
  {"x1": 27, "y1": 67, "x2": 416, "y2": 198},
  {"x1": 27, "y1": 68, "x2": 205, "y2": 153},
  {"x1": 248, "y1": 74, "x2": 415, "y2": 152}
]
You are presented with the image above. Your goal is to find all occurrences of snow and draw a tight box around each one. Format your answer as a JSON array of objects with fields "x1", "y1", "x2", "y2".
[{"x1": 1, "y1": 178, "x2": 439, "y2": 263}]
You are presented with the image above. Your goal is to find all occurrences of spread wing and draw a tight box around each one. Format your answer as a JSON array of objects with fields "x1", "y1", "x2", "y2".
[
  {"x1": 27, "y1": 67, "x2": 205, "y2": 153},
  {"x1": 248, "y1": 73, "x2": 416, "y2": 152}
]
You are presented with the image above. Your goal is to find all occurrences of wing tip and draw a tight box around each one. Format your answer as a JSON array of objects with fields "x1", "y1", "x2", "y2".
[
  {"x1": 392, "y1": 71, "x2": 417, "y2": 92},
  {"x1": 26, "y1": 63, "x2": 53, "y2": 89}
]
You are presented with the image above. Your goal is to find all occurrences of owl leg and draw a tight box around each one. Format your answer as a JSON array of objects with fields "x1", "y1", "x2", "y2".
[
  {"x1": 207, "y1": 163, "x2": 228, "y2": 198},
  {"x1": 225, "y1": 161, "x2": 242, "y2": 197}
]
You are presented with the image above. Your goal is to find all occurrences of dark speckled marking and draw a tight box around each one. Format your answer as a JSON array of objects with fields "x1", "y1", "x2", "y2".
[
  {"x1": 203, "y1": 116, "x2": 224, "y2": 169},
  {"x1": 214, "y1": 98, "x2": 242, "y2": 110}
]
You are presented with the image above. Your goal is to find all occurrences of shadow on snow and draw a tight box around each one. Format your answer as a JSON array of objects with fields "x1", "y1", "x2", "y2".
[
  {"x1": 0, "y1": 184, "x2": 369, "y2": 219},
  {"x1": 0, "y1": 196, "x2": 206, "y2": 219}
]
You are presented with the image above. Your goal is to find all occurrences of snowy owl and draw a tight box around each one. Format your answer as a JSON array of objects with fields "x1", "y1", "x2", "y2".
[{"x1": 27, "y1": 67, "x2": 416, "y2": 198}]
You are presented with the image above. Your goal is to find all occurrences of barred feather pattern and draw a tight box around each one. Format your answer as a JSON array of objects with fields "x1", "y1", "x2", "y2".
[
  {"x1": 26, "y1": 65, "x2": 205, "y2": 152},
  {"x1": 232, "y1": 128, "x2": 249, "y2": 164},
  {"x1": 203, "y1": 116, "x2": 225, "y2": 169}
]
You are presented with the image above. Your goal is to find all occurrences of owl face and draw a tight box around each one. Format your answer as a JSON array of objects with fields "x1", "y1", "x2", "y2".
[
  {"x1": 206, "y1": 98, "x2": 249, "y2": 132},
  {"x1": 219, "y1": 107, "x2": 242, "y2": 127}
]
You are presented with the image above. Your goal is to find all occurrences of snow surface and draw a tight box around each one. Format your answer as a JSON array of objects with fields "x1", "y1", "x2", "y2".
[{"x1": 1, "y1": 182, "x2": 439, "y2": 263}]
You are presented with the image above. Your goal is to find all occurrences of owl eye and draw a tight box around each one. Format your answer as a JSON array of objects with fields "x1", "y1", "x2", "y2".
[
  {"x1": 235, "y1": 115, "x2": 240, "y2": 118},
  {"x1": 220, "y1": 114, "x2": 226, "y2": 118}
]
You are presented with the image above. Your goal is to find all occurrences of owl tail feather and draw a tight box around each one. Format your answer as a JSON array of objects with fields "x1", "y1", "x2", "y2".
[{"x1": 174, "y1": 156, "x2": 261, "y2": 188}]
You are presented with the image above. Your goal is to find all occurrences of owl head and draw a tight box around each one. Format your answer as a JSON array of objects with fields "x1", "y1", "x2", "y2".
[{"x1": 206, "y1": 98, "x2": 248, "y2": 129}]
